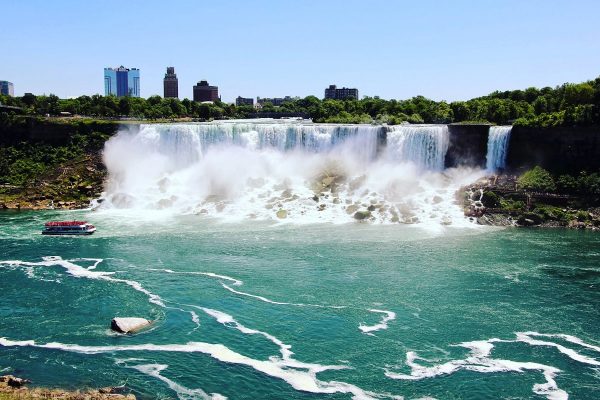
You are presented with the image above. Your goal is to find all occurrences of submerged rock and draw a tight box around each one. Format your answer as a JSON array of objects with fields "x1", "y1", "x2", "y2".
[
  {"x1": 276, "y1": 209, "x2": 288, "y2": 219},
  {"x1": 111, "y1": 317, "x2": 151, "y2": 334}
]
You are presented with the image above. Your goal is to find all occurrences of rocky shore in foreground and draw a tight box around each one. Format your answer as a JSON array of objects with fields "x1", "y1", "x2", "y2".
[
  {"x1": 463, "y1": 174, "x2": 600, "y2": 230},
  {"x1": 0, "y1": 375, "x2": 135, "y2": 399}
]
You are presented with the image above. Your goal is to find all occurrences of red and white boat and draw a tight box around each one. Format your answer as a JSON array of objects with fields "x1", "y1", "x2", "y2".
[{"x1": 42, "y1": 221, "x2": 96, "y2": 235}]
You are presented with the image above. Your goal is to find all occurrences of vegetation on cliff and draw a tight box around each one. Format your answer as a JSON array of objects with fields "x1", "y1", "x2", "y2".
[
  {"x1": 0, "y1": 117, "x2": 117, "y2": 209},
  {"x1": 465, "y1": 167, "x2": 600, "y2": 228},
  {"x1": 1, "y1": 76, "x2": 599, "y2": 126}
]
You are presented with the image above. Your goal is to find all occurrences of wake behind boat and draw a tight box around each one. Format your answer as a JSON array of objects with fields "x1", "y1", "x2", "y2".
[{"x1": 42, "y1": 221, "x2": 96, "y2": 235}]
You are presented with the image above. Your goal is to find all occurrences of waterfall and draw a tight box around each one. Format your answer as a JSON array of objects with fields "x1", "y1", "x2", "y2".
[
  {"x1": 485, "y1": 126, "x2": 512, "y2": 172},
  {"x1": 385, "y1": 125, "x2": 449, "y2": 170},
  {"x1": 100, "y1": 121, "x2": 481, "y2": 226}
]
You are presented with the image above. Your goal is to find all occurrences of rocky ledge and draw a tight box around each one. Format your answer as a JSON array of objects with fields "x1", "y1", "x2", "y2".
[
  {"x1": 462, "y1": 175, "x2": 600, "y2": 229},
  {"x1": 0, "y1": 375, "x2": 135, "y2": 399}
]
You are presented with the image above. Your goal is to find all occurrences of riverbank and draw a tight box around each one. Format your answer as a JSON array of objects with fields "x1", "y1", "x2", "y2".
[
  {"x1": 0, "y1": 375, "x2": 135, "y2": 399},
  {"x1": 463, "y1": 174, "x2": 600, "y2": 229}
]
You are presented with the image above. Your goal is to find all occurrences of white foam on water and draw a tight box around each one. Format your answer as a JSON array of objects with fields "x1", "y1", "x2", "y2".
[
  {"x1": 521, "y1": 332, "x2": 600, "y2": 353},
  {"x1": 359, "y1": 309, "x2": 396, "y2": 335},
  {"x1": 129, "y1": 363, "x2": 226, "y2": 400},
  {"x1": 97, "y1": 122, "x2": 485, "y2": 228},
  {"x1": 149, "y1": 268, "x2": 243, "y2": 286},
  {"x1": 0, "y1": 257, "x2": 165, "y2": 307},
  {"x1": 0, "y1": 337, "x2": 378, "y2": 400},
  {"x1": 383, "y1": 332, "x2": 600, "y2": 400},
  {"x1": 191, "y1": 306, "x2": 296, "y2": 361},
  {"x1": 514, "y1": 332, "x2": 600, "y2": 366}
]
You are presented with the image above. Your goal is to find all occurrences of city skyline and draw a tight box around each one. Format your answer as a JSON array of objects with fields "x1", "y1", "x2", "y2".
[{"x1": 2, "y1": 1, "x2": 600, "y2": 102}]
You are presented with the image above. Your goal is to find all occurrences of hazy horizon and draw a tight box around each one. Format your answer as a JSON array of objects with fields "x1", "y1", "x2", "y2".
[{"x1": 2, "y1": 0, "x2": 599, "y2": 102}]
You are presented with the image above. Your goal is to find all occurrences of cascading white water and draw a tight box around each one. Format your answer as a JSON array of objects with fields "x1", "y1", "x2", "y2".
[
  {"x1": 100, "y1": 121, "x2": 483, "y2": 226},
  {"x1": 385, "y1": 125, "x2": 450, "y2": 171},
  {"x1": 486, "y1": 126, "x2": 512, "y2": 172}
]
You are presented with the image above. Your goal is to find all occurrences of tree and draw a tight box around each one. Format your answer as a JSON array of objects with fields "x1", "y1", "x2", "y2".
[{"x1": 563, "y1": 83, "x2": 594, "y2": 106}]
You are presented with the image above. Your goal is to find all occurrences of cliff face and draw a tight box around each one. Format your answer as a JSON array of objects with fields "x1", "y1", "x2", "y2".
[
  {"x1": 0, "y1": 117, "x2": 119, "y2": 145},
  {"x1": 444, "y1": 124, "x2": 600, "y2": 174},
  {"x1": 0, "y1": 117, "x2": 120, "y2": 210},
  {"x1": 445, "y1": 124, "x2": 490, "y2": 169},
  {"x1": 506, "y1": 126, "x2": 600, "y2": 173}
]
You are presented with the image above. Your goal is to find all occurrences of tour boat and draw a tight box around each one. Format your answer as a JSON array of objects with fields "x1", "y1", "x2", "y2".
[{"x1": 42, "y1": 221, "x2": 96, "y2": 235}]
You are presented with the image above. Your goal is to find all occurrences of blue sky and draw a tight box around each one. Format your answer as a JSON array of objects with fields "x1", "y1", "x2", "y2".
[{"x1": 2, "y1": 0, "x2": 599, "y2": 102}]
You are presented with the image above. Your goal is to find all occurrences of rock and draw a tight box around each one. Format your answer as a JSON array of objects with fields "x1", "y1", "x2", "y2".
[
  {"x1": 276, "y1": 209, "x2": 288, "y2": 219},
  {"x1": 332, "y1": 197, "x2": 340, "y2": 204},
  {"x1": 321, "y1": 176, "x2": 335, "y2": 187},
  {"x1": 311, "y1": 195, "x2": 319, "y2": 202},
  {"x1": 111, "y1": 317, "x2": 151, "y2": 334},
  {"x1": 1, "y1": 375, "x2": 31, "y2": 388},
  {"x1": 432, "y1": 196, "x2": 443, "y2": 204},
  {"x1": 99, "y1": 386, "x2": 128, "y2": 395},
  {"x1": 353, "y1": 210, "x2": 372, "y2": 220},
  {"x1": 317, "y1": 204, "x2": 326, "y2": 211},
  {"x1": 367, "y1": 205, "x2": 376, "y2": 211},
  {"x1": 345, "y1": 204, "x2": 359, "y2": 215},
  {"x1": 569, "y1": 221, "x2": 587, "y2": 229}
]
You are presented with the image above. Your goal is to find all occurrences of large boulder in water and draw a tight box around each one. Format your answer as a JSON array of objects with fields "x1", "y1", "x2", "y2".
[{"x1": 111, "y1": 317, "x2": 151, "y2": 334}]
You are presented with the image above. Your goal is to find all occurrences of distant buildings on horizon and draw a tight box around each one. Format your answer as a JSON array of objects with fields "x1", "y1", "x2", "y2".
[
  {"x1": 236, "y1": 96, "x2": 254, "y2": 106},
  {"x1": 104, "y1": 66, "x2": 140, "y2": 97},
  {"x1": 324, "y1": 84, "x2": 358, "y2": 100},
  {"x1": 5, "y1": 69, "x2": 360, "y2": 104},
  {"x1": 0, "y1": 81, "x2": 14, "y2": 96},
  {"x1": 193, "y1": 80, "x2": 219, "y2": 102},
  {"x1": 163, "y1": 67, "x2": 178, "y2": 98}
]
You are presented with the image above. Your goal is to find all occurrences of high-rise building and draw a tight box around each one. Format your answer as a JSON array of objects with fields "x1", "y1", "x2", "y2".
[
  {"x1": 0, "y1": 81, "x2": 14, "y2": 96},
  {"x1": 193, "y1": 80, "x2": 219, "y2": 102},
  {"x1": 324, "y1": 84, "x2": 359, "y2": 100},
  {"x1": 236, "y1": 96, "x2": 254, "y2": 106},
  {"x1": 163, "y1": 67, "x2": 178, "y2": 98},
  {"x1": 104, "y1": 66, "x2": 140, "y2": 97}
]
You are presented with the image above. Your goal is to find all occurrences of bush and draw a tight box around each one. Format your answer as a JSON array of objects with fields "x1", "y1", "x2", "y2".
[
  {"x1": 481, "y1": 191, "x2": 500, "y2": 207},
  {"x1": 518, "y1": 166, "x2": 556, "y2": 192}
]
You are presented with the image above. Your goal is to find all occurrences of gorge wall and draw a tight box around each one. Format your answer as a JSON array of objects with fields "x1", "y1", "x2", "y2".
[{"x1": 506, "y1": 126, "x2": 600, "y2": 173}]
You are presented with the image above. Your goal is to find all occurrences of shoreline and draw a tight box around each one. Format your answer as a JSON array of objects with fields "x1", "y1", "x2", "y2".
[{"x1": 0, "y1": 375, "x2": 135, "y2": 399}]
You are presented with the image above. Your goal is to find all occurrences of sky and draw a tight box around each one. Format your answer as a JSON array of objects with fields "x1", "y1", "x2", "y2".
[{"x1": 2, "y1": 0, "x2": 600, "y2": 102}]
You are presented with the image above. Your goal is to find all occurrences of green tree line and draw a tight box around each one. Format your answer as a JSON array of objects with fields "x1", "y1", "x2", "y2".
[{"x1": 1, "y1": 76, "x2": 599, "y2": 127}]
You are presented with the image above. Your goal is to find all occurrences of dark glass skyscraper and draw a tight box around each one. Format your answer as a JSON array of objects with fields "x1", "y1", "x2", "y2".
[
  {"x1": 163, "y1": 67, "x2": 178, "y2": 98},
  {"x1": 0, "y1": 81, "x2": 14, "y2": 96},
  {"x1": 104, "y1": 66, "x2": 140, "y2": 97}
]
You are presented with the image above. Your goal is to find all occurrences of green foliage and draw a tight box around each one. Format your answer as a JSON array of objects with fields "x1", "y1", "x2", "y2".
[
  {"x1": 2, "y1": 75, "x2": 599, "y2": 126},
  {"x1": 481, "y1": 191, "x2": 500, "y2": 207},
  {"x1": 499, "y1": 198, "x2": 526, "y2": 212},
  {"x1": 533, "y1": 204, "x2": 569, "y2": 222},
  {"x1": 518, "y1": 166, "x2": 556, "y2": 192}
]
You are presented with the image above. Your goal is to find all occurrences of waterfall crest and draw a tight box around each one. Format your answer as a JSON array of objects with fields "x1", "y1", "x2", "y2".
[{"x1": 385, "y1": 125, "x2": 449, "y2": 170}]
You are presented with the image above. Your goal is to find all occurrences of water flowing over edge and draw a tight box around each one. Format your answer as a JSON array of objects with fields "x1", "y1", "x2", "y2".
[
  {"x1": 485, "y1": 126, "x2": 512, "y2": 172},
  {"x1": 98, "y1": 121, "x2": 483, "y2": 227}
]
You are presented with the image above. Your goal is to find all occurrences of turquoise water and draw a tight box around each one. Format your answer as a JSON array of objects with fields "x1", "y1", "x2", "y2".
[{"x1": 1, "y1": 210, "x2": 599, "y2": 399}]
